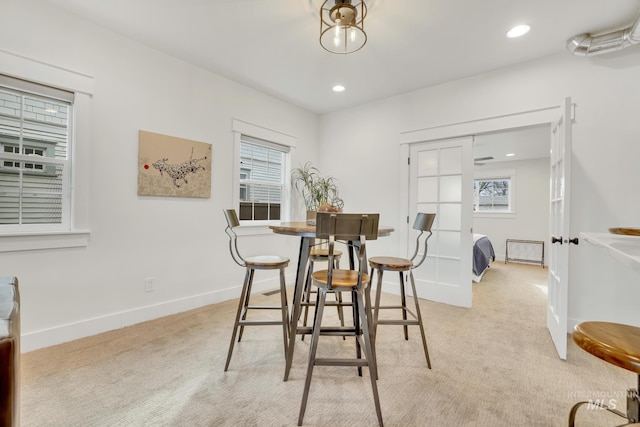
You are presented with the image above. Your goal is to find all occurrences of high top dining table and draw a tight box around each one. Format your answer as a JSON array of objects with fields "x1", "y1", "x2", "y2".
[{"x1": 269, "y1": 220, "x2": 394, "y2": 381}]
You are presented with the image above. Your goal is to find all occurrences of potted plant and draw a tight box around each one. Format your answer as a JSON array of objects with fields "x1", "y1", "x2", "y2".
[{"x1": 291, "y1": 162, "x2": 344, "y2": 221}]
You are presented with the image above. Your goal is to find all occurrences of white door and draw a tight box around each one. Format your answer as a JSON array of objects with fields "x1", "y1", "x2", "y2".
[
  {"x1": 408, "y1": 137, "x2": 474, "y2": 308},
  {"x1": 547, "y1": 97, "x2": 573, "y2": 360}
]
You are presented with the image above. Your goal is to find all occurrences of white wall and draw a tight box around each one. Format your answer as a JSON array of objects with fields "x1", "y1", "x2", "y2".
[
  {"x1": 0, "y1": 1, "x2": 320, "y2": 351},
  {"x1": 473, "y1": 158, "x2": 550, "y2": 265},
  {"x1": 319, "y1": 51, "x2": 640, "y2": 330}
]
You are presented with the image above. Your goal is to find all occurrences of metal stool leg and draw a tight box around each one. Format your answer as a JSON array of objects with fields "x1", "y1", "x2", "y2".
[
  {"x1": 352, "y1": 288, "x2": 363, "y2": 377},
  {"x1": 357, "y1": 287, "x2": 384, "y2": 427},
  {"x1": 237, "y1": 268, "x2": 255, "y2": 342},
  {"x1": 301, "y1": 258, "x2": 314, "y2": 341},
  {"x1": 408, "y1": 270, "x2": 431, "y2": 369},
  {"x1": 225, "y1": 268, "x2": 252, "y2": 371},
  {"x1": 365, "y1": 281, "x2": 379, "y2": 380},
  {"x1": 298, "y1": 287, "x2": 327, "y2": 426},
  {"x1": 279, "y1": 267, "x2": 290, "y2": 356},
  {"x1": 399, "y1": 271, "x2": 409, "y2": 340},
  {"x1": 373, "y1": 267, "x2": 384, "y2": 341}
]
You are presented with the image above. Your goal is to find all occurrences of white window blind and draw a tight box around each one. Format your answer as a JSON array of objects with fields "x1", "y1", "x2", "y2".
[{"x1": 239, "y1": 135, "x2": 289, "y2": 221}]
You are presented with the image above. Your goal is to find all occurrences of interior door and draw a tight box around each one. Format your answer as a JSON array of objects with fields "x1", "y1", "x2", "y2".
[
  {"x1": 408, "y1": 137, "x2": 473, "y2": 308},
  {"x1": 547, "y1": 97, "x2": 573, "y2": 360}
]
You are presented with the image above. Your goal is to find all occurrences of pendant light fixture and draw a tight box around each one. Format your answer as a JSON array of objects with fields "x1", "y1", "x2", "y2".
[{"x1": 320, "y1": 0, "x2": 367, "y2": 54}]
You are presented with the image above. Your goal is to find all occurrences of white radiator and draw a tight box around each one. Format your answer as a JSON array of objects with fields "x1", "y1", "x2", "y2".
[{"x1": 505, "y1": 239, "x2": 545, "y2": 267}]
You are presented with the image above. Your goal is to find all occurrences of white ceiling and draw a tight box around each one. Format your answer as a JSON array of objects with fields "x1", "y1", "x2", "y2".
[
  {"x1": 45, "y1": 0, "x2": 640, "y2": 115},
  {"x1": 473, "y1": 125, "x2": 550, "y2": 165}
]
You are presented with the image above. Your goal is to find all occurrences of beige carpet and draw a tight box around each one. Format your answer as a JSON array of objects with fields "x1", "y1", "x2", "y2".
[{"x1": 21, "y1": 262, "x2": 636, "y2": 426}]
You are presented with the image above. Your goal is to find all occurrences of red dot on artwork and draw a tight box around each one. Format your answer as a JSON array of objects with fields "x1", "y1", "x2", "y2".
[{"x1": 144, "y1": 164, "x2": 149, "y2": 169}]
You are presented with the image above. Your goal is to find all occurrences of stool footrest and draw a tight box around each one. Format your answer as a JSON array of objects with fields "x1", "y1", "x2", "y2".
[
  {"x1": 377, "y1": 319, "x2": 420, "y2": 326},
  {"x1": 239, "y1": 319, "x2": 285, "y2": 326},
  {"x1": 245, "y1": 305, "x2": 285, "y2": 310},
  {"x1": 296, "y1": 326, "x2": 358, "y2": 336},
  {"x1": 376, "y1": 306, "x2": 418, "y2": 322},
  {"x1": 300, "y1": 301, "x2": 351, "y2": 307},
  {"x1": 315, "y1": 358, "x2": 369, "y2": 367}
]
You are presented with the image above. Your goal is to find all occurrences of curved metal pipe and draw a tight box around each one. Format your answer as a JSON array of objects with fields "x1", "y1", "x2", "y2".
[{"x1": 567, "y1": 14, "x2": 640, "y2": 56}]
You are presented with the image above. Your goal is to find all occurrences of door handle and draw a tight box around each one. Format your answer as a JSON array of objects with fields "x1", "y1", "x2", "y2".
[
  {"x1": 551, "y1": 236, "x2": 563, "y2": 245},
  {"x1": 568, "y1": 237, "x2": 579, "y2": 245}
]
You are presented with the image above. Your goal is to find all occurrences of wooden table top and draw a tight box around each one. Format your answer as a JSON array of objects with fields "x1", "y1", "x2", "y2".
[
  {"x1": 269, "y1": 221, "x2": 394, "y2": 238},
  {"x1": 573, "y1": 321, "x2": 640, "y2": 375}
]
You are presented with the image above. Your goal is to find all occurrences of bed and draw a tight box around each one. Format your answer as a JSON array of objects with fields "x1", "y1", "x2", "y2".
[{"x1": 472, "y1": 233, "x2": 496, "y2": 283}]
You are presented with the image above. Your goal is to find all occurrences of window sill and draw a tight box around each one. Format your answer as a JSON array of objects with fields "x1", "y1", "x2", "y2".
[
  {"x1": 473, "y1": 212, "x2": 516, "y2": 219},
  {"x1": 236, "y1": 222, "x2": 277, "y2": 236},
  {"x1": 0, "y1": 230, "x2": 90, "y2": 252}
]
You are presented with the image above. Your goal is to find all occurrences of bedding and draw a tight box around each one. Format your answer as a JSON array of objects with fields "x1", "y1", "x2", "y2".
[{"x1": 472, "y1": 233, "x2": 495, "y2": 282}]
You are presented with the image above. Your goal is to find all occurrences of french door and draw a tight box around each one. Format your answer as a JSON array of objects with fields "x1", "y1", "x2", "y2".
[
  {"x1": 547, "y1": 97, "x2": 573, "y2": 360},
  {"x1": 402, "y1": 99, "x2": 573, "y2": 358},
  {"x1": 408, "y1": 137, "x2": 474, "y2": 308}
]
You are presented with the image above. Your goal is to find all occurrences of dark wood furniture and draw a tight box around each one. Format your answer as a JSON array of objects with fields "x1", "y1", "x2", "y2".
[
  {"x1": 569, "y1": 321, "x2": 640, "y2": 426},
  {"x1": 0, "y1": 276, "x2": 19, "y2": 427}
]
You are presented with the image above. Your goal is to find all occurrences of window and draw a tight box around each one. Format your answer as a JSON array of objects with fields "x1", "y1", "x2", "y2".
[
  {"x1": 473, "y1": 178, "x2": 511, "y2": 212},
  {"x1": 473, "y1": 169, "x2": 516, "y2": 215},
  {"x1": 238, "y1": 135, "x2": 287, "y2": 221},
  {"x1": 3, "y1": 143, "x2": 50, "y2": 172},
  {"x1": 232, "y1": 119, "x2": 295, "y2": 225},
  {"x1": 0, "y1": 75, "x2": 73, "y2": 228}
]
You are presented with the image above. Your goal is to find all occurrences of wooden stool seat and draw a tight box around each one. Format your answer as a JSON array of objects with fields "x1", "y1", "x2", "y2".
[
  {"x1": 244, "y1": 255, "x2": 290, "y2": 268},
  {"x1": 369, "y1": 256, "x2": 412, "y2": 270},
  {"x1": 310, "y1": 248, "x2": 343, "y2": 258},
  {"x1": 573, "y1": 322, "x2": 640, "y2": 374},
  {"x1": 569, "y1": 321, "x2": 640, "y2": 426},
  {"x1": 311, "y1": 270, "x2": 369, "y2": 288}
]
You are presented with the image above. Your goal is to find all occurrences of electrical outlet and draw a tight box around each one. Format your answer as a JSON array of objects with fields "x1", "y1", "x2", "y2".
[{"x1": 144, "y1": 277, "x2": 155, "y2": 293}]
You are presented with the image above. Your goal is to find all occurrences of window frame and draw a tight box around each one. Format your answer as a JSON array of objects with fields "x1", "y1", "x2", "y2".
[
  {"x1": 473, "y1": 168, "x2": 516, "y2": 218},
  {"x1": 0, "y1": 77, "x2": 73, "y2": 231},
  {"x1": 238, "y1": 136, "x2": 286, "y2": 222},
  {"x1": 0, "y1": 50, "x2": 93, "y2": 252},
  {"x1": 232, "y1": 119, "x2": 295, "y2": 230}
]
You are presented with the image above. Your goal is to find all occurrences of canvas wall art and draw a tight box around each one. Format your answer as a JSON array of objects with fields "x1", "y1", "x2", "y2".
[{"x1": 137, "y1": 130, "x2": 212, "y2": 198}]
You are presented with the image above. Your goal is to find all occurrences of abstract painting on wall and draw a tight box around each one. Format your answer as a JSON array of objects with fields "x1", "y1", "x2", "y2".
[{"x1": 137, "y1": 130, "x2": 212, "y2": 198}]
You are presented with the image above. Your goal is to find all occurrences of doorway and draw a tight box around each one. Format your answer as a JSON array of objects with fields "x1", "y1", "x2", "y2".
[
  {"x1": 399, "y1": 103, "x2": 564, "y2": 310},
  {"x1": 472, "y1": 125, "x2": 551, "y2": 273}
]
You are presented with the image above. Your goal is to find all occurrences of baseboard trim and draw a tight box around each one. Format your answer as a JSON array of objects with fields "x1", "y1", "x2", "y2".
[{"x1": 22, "y1": 274, "x2": 291, "y2": 353}]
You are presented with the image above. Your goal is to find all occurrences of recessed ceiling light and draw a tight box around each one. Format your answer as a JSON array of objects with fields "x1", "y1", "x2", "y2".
[
  {"x1": 332, "y1": 85, "x2": 345, "y2": 92},
  {"x1": 507, "y1": 24, "x2": 531, "y2": 39},
  {"x1": 506, "y1": 153, "x2": 515, "y2": 157}
]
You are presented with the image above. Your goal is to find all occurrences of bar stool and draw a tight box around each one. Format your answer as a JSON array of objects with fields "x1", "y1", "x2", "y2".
[
  {"x1": 222, "y1": 209, "x2": 290, "y2": 372},
  {"x1": 368, "y1": 212, "x2": 436, "y2": 369},
  {"x1": 298, "y1": 212, "x2": 383, "y2": 427},
  {"x1": 300, "y1": 244, "x2": 346, "y2": 339},
  {"x1": 569, "y1": 321, "x2": 640, "y2": 426}
]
